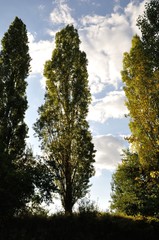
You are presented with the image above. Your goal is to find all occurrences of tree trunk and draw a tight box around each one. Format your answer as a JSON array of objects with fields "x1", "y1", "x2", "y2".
[
  {"x1": 64, "y1": 192, "x2": 73, "y2": 215},
  {"x1": 64, "y1": 156, "x2": 73, "y2": 215}
]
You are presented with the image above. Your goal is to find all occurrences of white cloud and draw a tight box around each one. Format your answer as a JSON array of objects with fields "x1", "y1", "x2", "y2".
[
  {"x1": 93, "y1": 135, "x2": 124, "y2": 172},
  {"x1": 124, "y1": 0, "x2": 148, "y2": 35},
  {"x1": 88, "y1": 91, "x2": 128, "y2": 123},
  {"x1": 79, "y1": 13, "x2": 133, "y2": 93},
  {"x1": 78, "y1": 1, "x2": 148, "y2": 94},
  {"x1": 50, "y1": 1, "x2": 76, "y2": 25},
  {"x1": 28, "y1": 32, "x2": 54, "y2": 76}
]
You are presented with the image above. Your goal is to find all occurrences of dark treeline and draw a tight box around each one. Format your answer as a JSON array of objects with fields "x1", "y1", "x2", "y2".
[{"x1": 1, "y1": 213, "x2": 159, "y2": 240}]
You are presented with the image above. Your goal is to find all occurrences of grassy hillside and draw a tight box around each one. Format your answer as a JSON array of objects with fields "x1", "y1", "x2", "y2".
[{"x1": 0, "y1": 212, "x2": 159, "y2": 240}]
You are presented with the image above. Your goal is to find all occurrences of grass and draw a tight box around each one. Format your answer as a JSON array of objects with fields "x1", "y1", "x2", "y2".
[{"x1": 0, "y1": 212, "x2": 159, "y2": 240}]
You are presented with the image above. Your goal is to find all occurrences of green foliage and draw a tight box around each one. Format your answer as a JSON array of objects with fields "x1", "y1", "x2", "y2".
[
  {"x1": 121, "y1": 35, "x2": 159, "y2": 168},
  {"x1": 0, "y1": 17, "x2": 30, "y2": 159},
  {"x1": 0, "y1": 17, "x2": 54, "y2": 217},
  {"x1": 0, "y1": 17, "x2": 32, "y2": 216},
  {"x1": 0, "y1": 213, "x2": 159, "y2": 240},
  {"x1": 137, "y1": 0, "x2": 159, "y2": 70},
  {"x1": 110, "y1": 150, "x2": 159, "y2": 216},
  {"x1": 78, "y1": 197, "x2": 98, "y2": 215},
  {"x1": 34, "y1": 25, "x2": 96, "y2": 214},
  {"x1": 110, "y1": 150, "x2": 140, "y2": 215},
  {"x1": 111, "y1": 1, "x2": 159, "y2": 216}
]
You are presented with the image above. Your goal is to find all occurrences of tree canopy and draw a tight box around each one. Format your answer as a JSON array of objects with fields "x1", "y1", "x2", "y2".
[
  {"x1": 0, "y1": 17, "x2": 32, "y2": 216},
  {"x1": 137, "y1": 0, "x2": 159, "y2": 70},
  {"x1": 34, "y1": 25, "x2": 96, "y2": 214},
  {"x1": 110, "y1": 0, "x2": 159, "y2": 217},
  {"x1": 121, "y1": 35, "x2": 159, "y2": 169},
  {"x1": 111, "y1": 150, "x2": 159, "y2": 216},
  {"x1": 0, "y1": 17, "x2": 55, "y2": 217}
]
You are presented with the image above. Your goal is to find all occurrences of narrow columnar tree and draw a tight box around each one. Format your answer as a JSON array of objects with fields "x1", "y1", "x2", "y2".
[
  {"x1": 0, "y1": 17, "x2": 32, "y2": 216},
  {"x1": 121, "y1": 35, "x2": 159, "y2": 169},
  {"x1": 0, "y1": 16, "x2": 30, "y2": 161},
  {"x1": 137, "y1": 0, "x2": 159, "y2": 70},
  {"x1": 110, "y1": 0, "x2": 159, "y2": 217},
  {"x1": 136, "y1": 0, "x2": 159, "y2": 169},
  {"x1": 34, "y1": 25, "x2": 96, "y2": 214}
]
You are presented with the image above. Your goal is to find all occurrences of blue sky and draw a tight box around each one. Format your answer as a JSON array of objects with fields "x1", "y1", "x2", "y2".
[{"x1": 0, "y1": 0, "x2": 149, "y2": 212}]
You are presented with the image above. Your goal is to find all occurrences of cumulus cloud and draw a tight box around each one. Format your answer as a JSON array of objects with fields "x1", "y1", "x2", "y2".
[
  {"x1": 50, "y1": 0, "x2": 76, "y2": 25},
  {"x1": 77, "y1": 0, "x2": 148, "y2": 95},
  {"x1": 93, "y1": 135, "x2": 124, "y2": 172},
  {"x1": 124, "y1": 0, "x2": 148, "y2": 35},
  {"x1": 28, "y1": 32, "x2": 54, "y2": 76},
  {"x1": 79, "y1": 13, "x2": 133, "y2": 93},
  {"x1": 76, "y1": 1, "x2": 147, "y2": 122},
  {"x1": 88, "y1": 91, "x2": 128, "y2": 123}
]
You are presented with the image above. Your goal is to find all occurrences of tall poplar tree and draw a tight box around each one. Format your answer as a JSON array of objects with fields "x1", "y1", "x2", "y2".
[
  {"x1": 121, "y1": 35, "x2": 159, "y2": 169},
  {"x1": 110, "y1": 35, "x2": 159, "y2": 217},
  {"x1": 137, "y1": 0, "x2": 159, "y2": 70},
  {"x1": 111, "y1": 17, "x2": 159, "y2": 216},
  {"x1": 0, "y1": 17, "x2": 32, "y2": 216},
  {"x1": 34, "y1": 25, "x2": 95, "y2": 214},
  {"x1": 0, "y1": 17, "x2": 30, "y2": 158},
  {"x1": 136, "y1": 0, "x2": 159, "y2": 169}
]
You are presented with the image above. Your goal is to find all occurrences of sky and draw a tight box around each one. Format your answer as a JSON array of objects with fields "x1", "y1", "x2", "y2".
[{"x1": 0, "y1": 0, "x2": 150, "y2": 212}]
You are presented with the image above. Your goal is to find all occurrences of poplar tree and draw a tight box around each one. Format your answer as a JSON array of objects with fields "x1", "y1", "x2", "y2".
[
  {"x1": 34, "y1": 25, "x2": 95, "y2": 214},
  {"x1": 121, "y1": 35, "x2": 159, "y2": 169},
  {"x1": 0, "y1": 17, "x2": 32, "y2": 216},
  {"x1": 0, "y1": 17, "x2": 30, "y2": 157},
  {"x1": 111, "y1": 30, "x2": 159, "y2": 217},
  {"x1": 109, "y1": 0, "x2": 159, "y2": 217},
  {"x1": 137, "y1": 0, "x2": 159, "y2": 70}
]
